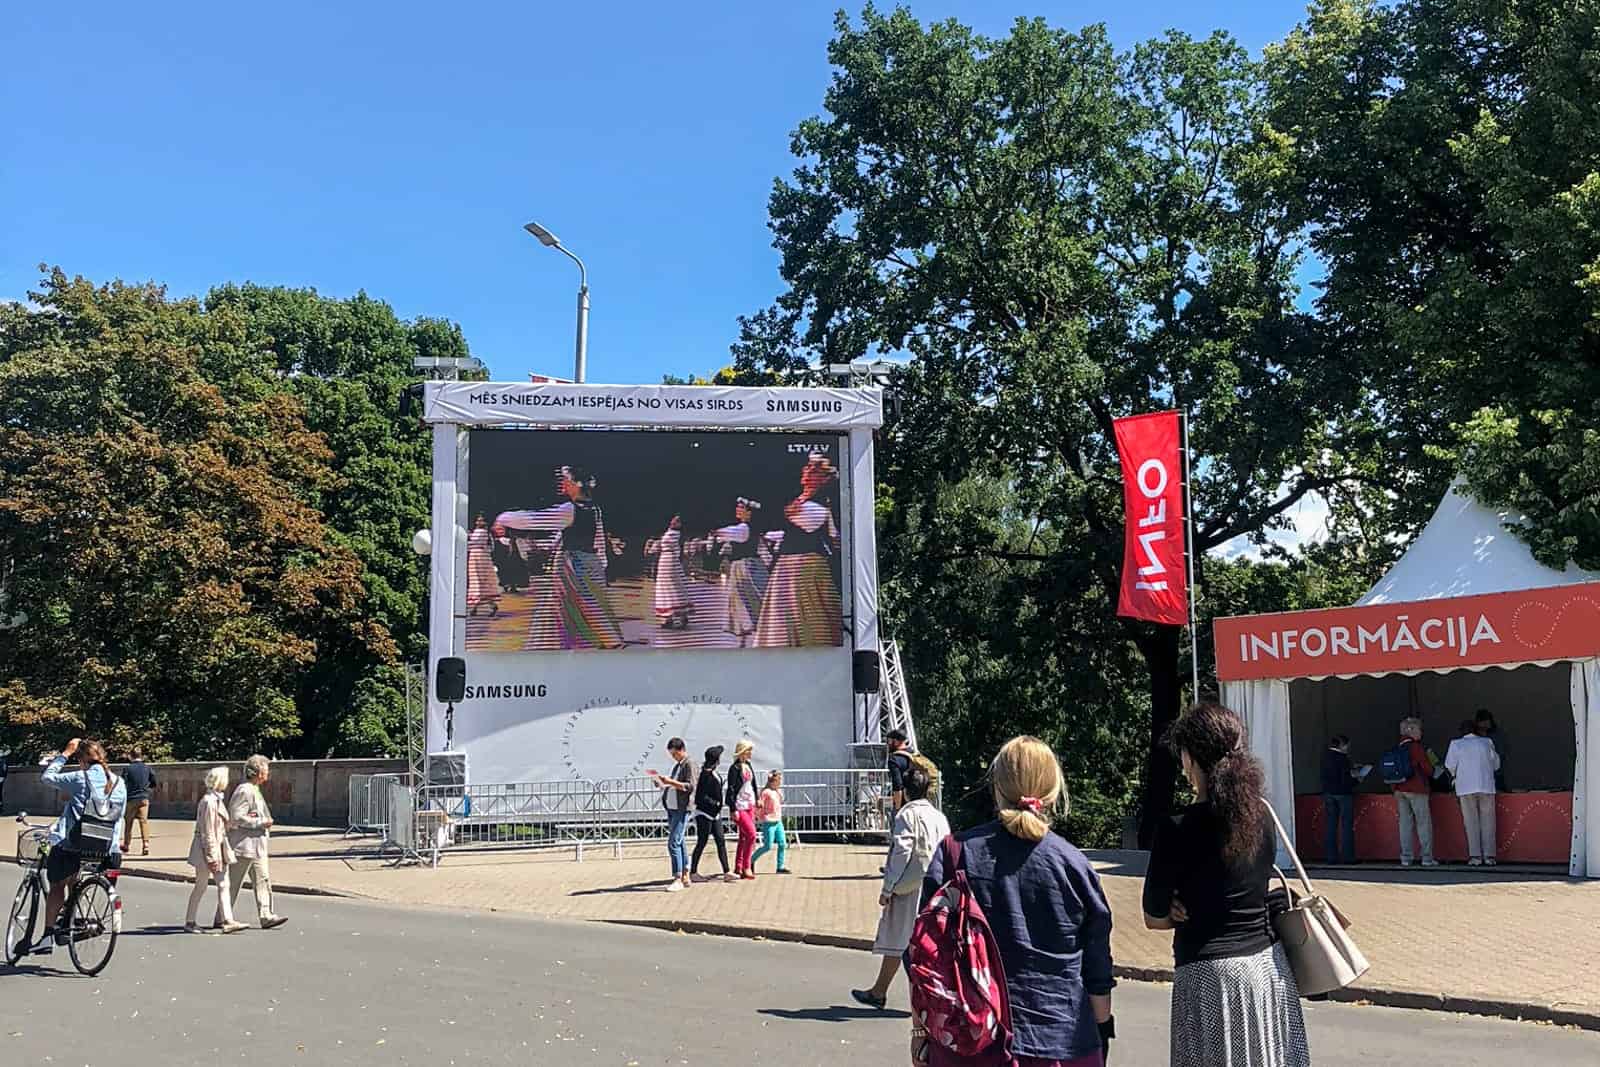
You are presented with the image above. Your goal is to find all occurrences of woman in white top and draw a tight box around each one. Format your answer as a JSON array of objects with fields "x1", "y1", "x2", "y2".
[
  {"x1": 714, "y1": 497, "x2": 768, "y2": 646},
  {"x1": 465, "y1": 514, "x2": 501, "y2": 616},
  {"x1": 495, "y1": 465, "x2": 624, "y2": 650},
  {"x1": 645, "y1": 515, "x2": 692, "y2": 630},
  {"x1": 186, "y1": 767, "x2": 247, "y2": 934},
  {"x1": 753, "y1": 454, "x2": 843, "y2": 648},
  {"x1": 1445, "y1": 722, "x2": 1502, "y2": 866}
]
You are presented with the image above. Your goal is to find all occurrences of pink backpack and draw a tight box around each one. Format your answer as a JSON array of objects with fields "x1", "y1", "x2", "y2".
[{"x1": 904, "y1": 835, "x2": 1015, "y2": 1066}]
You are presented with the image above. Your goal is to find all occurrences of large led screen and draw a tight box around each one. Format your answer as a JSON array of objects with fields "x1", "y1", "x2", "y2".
[{"x1": 465, "y1": 430, "x2": 846, "y2": 652}]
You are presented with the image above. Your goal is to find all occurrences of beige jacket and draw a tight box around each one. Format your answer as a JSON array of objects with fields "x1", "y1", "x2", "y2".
[
  {"x1": 226, "y1": 781, "x2": 272, "y2": 860},
  {"x1": 187, "y1": 791, "x2": 237, "y2": 869},
  {"x1": 881, "y1": 799, "x2": 951, "y2": 898}
]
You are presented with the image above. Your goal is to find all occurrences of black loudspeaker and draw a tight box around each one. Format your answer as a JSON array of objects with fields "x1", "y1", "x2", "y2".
[
  {"x1": 853, "y1": 650, "x2": 881, "y2": 694},
  {"x1": 435, "y1": 657, "x2": 467, "y2": 703}
]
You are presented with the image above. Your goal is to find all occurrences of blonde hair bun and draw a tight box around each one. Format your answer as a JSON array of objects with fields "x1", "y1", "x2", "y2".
[{"x1": 990, "y1": 736, "x2": 1067, "y2": 844}]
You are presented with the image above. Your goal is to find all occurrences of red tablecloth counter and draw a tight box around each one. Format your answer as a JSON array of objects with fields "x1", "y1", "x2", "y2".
[{"x1": 1294, "y1": 791, "x2": 1571, "y2": 864}]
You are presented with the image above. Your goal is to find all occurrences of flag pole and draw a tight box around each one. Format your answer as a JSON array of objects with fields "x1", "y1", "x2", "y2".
[{"x1": 1181, "y1": 411, "x2": 1200, "y2": 701}]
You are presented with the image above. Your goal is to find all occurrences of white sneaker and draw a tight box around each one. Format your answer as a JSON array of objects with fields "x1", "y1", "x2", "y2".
[
  {"x1": 665, "y1": 881, "x2": 684, "y2": 893},
  {"x1": 1421, "y1": 859, "x2": 1440, "y2": 868},
  {"x1": 1400, "y1": 859, "x2": 1414, "y2": 867},
  {"x1": 1468, "y1": 857, "x2": 1483, "y2": 867}
]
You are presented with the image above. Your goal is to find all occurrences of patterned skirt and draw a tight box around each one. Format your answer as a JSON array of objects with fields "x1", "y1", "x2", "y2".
[
  {"x1": 1170, "y1": 944, "x2": 1310, "y2": 1067},
  {"x1": 725, "y1": 557, "x2": 768, "y2": 637},
  {"x1": 529, "y1": 550, "x2": 623, "y2": 650},
  {"x1": 752, "y1": 554, "x2": 842, "y2": 648}
]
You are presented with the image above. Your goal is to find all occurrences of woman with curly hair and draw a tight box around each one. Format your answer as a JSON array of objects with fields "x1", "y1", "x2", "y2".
[{"x1": 1142, "y1": 703, "x2": 1309, "y2": 1067}]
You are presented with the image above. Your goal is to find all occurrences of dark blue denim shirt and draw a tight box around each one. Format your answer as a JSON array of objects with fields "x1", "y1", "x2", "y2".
[{"x1": 922, "y1": 821, "x2": 1115, "y2": 1061}]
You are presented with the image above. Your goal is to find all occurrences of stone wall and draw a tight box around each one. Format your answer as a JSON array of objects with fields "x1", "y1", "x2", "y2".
[{"x1": 0, "y1": 758, "x2": 406, "y2": 825}]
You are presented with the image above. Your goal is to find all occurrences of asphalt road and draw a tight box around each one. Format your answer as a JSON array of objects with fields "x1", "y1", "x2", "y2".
[{"x1": 1, "y1": 876, "x2": 1596, "y2": 1065}]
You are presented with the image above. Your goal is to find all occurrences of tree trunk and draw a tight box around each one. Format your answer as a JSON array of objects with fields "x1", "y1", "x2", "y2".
[{"x1": 1136, "y1": 623, "x2": 1183, "y2": 849}]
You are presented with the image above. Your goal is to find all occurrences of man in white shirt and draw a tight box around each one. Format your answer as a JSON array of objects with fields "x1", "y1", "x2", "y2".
[
  {"x1": 218, "y1": 755, "x2": 288, "y2": 929},
  {"x1": 1445, "y1": 722, "x2": 1502, "y2": 867}
]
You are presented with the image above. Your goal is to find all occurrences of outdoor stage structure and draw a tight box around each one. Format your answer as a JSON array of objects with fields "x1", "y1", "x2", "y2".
[
  {"x1": 1214, "y1": 485, "x2": 1600, "y2": 878},
  {"x1": 419, "y1": 381, "x2": 886, "y2": 787}
]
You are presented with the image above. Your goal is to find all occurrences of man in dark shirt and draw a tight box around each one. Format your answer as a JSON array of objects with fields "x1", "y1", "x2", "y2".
[
  {"x1": 1320, "y1": 735, "x2": 1357, "y2": 864},
  {"x1": 885, "y1": 729, "x2": 912, "y2": 811},
  {"x1": 121, "y1": 750, "x2": 156, "y2": 856}
]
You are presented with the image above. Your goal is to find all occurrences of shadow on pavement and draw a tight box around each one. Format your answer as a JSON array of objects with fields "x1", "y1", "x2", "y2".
[
  {"x1": 123, "y1": 925, "x2": 202, "y2": 937},
  {"x1": 758, "y1": 1005, "x2": 911, "y2": 1023},
  {"x1": 569, "y1": 880, "x2": 674, "y2": 897}
]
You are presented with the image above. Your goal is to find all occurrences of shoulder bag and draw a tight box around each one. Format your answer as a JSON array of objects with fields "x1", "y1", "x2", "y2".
[{"x1": 1262, "y1": 798, "x2": 1370, "y2": 997}]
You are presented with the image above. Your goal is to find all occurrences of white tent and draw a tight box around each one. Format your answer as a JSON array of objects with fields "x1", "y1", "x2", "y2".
[{"x1": 1217, "y1": 484, "x2": 1600, "y2": 877}]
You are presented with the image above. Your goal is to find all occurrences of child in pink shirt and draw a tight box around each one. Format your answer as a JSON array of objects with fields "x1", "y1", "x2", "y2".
[{"x1": 751, "y1": 770, "x2": 790, "y2": 874}]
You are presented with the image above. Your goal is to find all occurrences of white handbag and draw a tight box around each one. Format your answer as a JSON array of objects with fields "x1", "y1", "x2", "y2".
[{"x1": 1263, "y1": 799, "x2": 1370, "y2": 996}]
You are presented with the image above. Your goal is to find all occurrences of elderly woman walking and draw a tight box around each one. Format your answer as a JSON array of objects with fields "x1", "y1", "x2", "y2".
[
  {"x1": 851, "y1": 763, "x2": 948, "y2": 1009},
  {"x1": 218, "y1": 755, "x2": 288, "y2": 930},
  {"x1": 186, "y1": 766, "x2": 247, "y2": 934}
]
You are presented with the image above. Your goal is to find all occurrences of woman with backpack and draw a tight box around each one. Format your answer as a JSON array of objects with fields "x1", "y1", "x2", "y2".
[
  {"x1": 32, "y1": 738, "x2": 127, "y2": 955},
  {"x1": 915, "y1": 736, "x2": 1115, "y2": 1066},
  {"x1": 1142, "y1": 703, "x2": 1310, "y2": 1067}
]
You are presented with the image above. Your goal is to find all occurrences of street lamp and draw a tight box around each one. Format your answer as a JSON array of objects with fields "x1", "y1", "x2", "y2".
[{"x1": 523, "y1": 221, "x2": 590, "y2": 383}]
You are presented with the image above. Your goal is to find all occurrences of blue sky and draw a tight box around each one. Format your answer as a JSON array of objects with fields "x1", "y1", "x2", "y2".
[{"x1": 4, "y1": 2, "x2": 1309, "y2": 385}]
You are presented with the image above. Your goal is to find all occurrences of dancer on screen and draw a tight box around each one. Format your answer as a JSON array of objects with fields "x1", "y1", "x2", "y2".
[
  {"x1": 646, "y1": 515, "x2": 692, "y2": 631},
  {"x1": 465, "y1": 514, "x2": 501, "y2": 616},
  {"x1": 754, "y1": 453, "x2": 843, "y2": 648},
  {"x1": 713, "y1": 497, "x2": 768, "y2": 647},
  {"x1": 495, "y1": 466, "x2": 624, "y2": 650}
]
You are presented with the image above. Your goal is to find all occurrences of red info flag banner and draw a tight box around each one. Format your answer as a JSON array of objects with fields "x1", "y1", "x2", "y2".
[{"x1": 1114, "y1": 412, "x2": 1188, "y2": 625}]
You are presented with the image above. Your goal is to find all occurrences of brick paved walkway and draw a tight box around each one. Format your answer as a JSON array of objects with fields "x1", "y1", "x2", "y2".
[{"x1": 10, "y1": 820, "x2": 1597, "y2": 1025}]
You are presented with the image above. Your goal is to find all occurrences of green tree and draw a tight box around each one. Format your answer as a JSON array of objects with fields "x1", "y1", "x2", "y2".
[
  {"x1": 1265, "y1": 0, "x2": 1600, "y2": 567},
  {"x1": 0, "y1": 271, "x2": 397, "y2": 759},
  {"x1": 736, "y1": 9, "x2": 1378, "y2": 840},
  {"x1": 200, "y1": 284, "x2": 467, "y2": 753}
]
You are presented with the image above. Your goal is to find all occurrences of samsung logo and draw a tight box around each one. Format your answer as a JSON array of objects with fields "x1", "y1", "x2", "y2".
[
  {"x1": 767, "y1": 398, "x2": 844, "y2": 413},
  {"x1": 465, "y1": 684, "x2": 548, "y2": 700}
]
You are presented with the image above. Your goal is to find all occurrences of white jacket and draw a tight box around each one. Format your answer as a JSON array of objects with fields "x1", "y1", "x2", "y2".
[{"x1": 882, "y1": 799, "x2": 951, "y2": 897}]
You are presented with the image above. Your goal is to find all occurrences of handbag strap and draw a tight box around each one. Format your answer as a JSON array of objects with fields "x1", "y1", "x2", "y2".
[{"x1": 1261, "y1": 798, "x2": 1318, "y2": 899}]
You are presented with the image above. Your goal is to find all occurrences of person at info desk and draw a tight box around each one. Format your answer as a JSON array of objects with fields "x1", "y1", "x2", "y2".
[
  {"x1": 1476, "y1": 709, "x2": 1508, "y2": 792},
  {"x1": 1390, "y1": 718, "x2": 1438, "y2": 867},
  {"x1": 1446, "y1": 721, "x2": 1501, "y2": 866},
  {"x1": 1320, "y1": 735, "x2": 1359, "y2": 864}
]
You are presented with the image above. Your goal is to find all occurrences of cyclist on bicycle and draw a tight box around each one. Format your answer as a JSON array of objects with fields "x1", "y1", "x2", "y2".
[{"x1": 31, "y1": 738, "x2": 126, "y2": 954}]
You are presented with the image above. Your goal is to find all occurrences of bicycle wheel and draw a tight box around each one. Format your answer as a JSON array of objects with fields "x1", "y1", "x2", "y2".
[
  {"x1": 4, "y1": 878, "x2": 38, "y2": 966},
  {"x1": 65, "y1": 875, "x2": 117, "y2": 976}
]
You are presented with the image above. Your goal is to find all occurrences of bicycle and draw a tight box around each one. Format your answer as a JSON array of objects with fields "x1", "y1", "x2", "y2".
[{"x1": 4, "y1": 814, "x2": 122, "y2": 975}]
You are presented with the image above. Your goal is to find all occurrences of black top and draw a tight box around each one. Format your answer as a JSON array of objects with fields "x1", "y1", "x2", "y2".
[
  {"x1": 1320, "y1": 748, "x2": 1354, "y2": 796},
  {"x1": 729, "y1": 532, "x2": 758, "y2": 561},
  {"x1": 725, "y1": 760, "x2": 755, "y2": 811},
  {"x1": 561, "y1": 500, "x2": 600, "y2": 555},
  {"x1": 777, "y1": 508, "x2": 829, "y2": 557},
  {"x1": 123, "y1": 761, "x2": 155, "y2": 801},
  {"x1": 1141, "y1": 802, "x2": 1275, "y2": 967},
  {"x1": 694, "y1": 768, "x2": 725, "y2": 820},
  {"x1": 887, "y1": 750, "x2": 912, "y2": 794}
]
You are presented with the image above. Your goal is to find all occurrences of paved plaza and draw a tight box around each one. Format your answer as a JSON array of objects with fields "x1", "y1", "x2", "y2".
[{"x1": 16, "y1": 819, "x2": 1597, "y2": 1029}]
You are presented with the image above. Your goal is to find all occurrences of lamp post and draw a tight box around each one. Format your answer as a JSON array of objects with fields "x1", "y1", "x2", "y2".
[{"x1": 523, "y1": 221, "x2": 589, "y2": 383}]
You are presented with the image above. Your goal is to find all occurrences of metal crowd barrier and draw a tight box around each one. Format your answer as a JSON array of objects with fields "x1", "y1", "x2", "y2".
[
  {"x1": 381, "y1": 767, "x2": 894, "y2": 867},
  {"x1": 345, "y1": 772, "x2": 404, "y2": 837}
]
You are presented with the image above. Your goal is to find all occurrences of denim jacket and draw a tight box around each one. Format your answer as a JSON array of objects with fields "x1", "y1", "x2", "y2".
[
  {"x1": 923, "y1": 821, "x2": 1114, "y2": 1061},
  {"x1": 42, "y1": 757, "x2": 127, "y2": 855}
]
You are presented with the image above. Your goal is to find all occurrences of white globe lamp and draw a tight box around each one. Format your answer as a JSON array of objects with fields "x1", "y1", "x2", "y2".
[{"x1": 411, "y1": 528, "x2": 432, "y2": 556}]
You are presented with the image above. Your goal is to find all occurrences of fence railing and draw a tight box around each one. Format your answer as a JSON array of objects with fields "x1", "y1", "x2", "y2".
[
  {"x1": 346, "y1": 773, "x2": 405, "y2": 837},
  {"x1": 381, "y1": 768, "x2": 896, "y2": 867}
]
